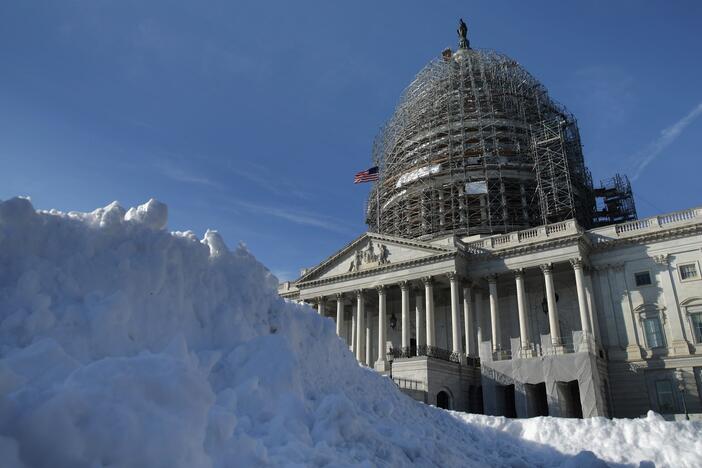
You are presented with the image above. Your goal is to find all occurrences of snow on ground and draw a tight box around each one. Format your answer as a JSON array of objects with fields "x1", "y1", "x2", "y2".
[{"x1": 0, "y1": 197, "x2": 700, "y2": 468}]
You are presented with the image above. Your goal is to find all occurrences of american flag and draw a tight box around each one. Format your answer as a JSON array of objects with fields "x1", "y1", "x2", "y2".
[{"x1": 354, "y1": 166, "x2": 379, "y2": 184}]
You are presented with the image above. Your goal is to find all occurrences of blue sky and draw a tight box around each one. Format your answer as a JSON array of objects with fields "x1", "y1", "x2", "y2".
[{"x1": 1, "y1": 1, "x2": 701, "y2": 281}]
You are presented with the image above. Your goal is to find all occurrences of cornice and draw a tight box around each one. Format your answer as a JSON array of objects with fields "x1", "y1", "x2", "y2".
[
  {"x1": 460, "y1": 233, "x2": 583, "y2": 262},
  {"x1": 590, "y1": 224, "x2": 702, "y2": 251},
  {"x1": 296, "y1": 232, "x2": 456, "y2": 284},
  {"x1": 297, "y1": 251, "x2": 456, "y2": 288}
]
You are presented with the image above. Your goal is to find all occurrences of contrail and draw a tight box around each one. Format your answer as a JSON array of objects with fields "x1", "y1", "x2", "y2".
[{"x1": 631, "y1": 101, "x2": 702, "y2": 181}]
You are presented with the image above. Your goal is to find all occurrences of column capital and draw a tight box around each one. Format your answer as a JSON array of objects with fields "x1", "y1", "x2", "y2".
[
  {"x1": 486, "y1": 273, "x2": 498, "y2": 284},
  {"x1": 421, "y1": 276, "x2": 433, "y2": 286},
  {"x1": 398, "y1": 280, "x2": 410, "y2": 291},
  {"x1": 569, "y1": 258, "x2": 584, "y2": 270},
  {"x1": 335, "y1": 292, "x2": 344, "y2": 300},
  {"x1": 513, "y1": 268, "x2": 525, "y2": 279},
  {"x1": 355, "y1": 289, "x2": 364, "y2": 298},
  {"x1": 317, "y1": 295, "x2": 325, "y2": 302},
  {"x1": 376, "y1": 284, "x2": 386, "y2": 294},
  {"x1": 539, "y1": 263, "x2": 553, "y2": 274},
  {"x1": 446, "y1": 271, "x2": 459, "y2": 282},
  {"x1": 653, "y1": 254, "x2": 670, "y2": 266},
  {"x1": 611, "y1": 263, "x2": 626, "y2": 272}
]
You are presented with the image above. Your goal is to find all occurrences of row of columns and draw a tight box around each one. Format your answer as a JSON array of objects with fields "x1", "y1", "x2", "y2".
[
  {"x1": 486, "y1": 260, "x2": 594, "y2": 355},
  {"x1": 314, "y1": 256, "x2": 596, "y2": 365},
  {"x1": 315, "y1": 274, "x2": 464, "y2": 370}
]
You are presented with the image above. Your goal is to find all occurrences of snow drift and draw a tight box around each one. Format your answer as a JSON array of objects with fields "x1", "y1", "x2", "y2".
[{"x1": 0, "y1": 197, "x2": 700, "y2": 467}]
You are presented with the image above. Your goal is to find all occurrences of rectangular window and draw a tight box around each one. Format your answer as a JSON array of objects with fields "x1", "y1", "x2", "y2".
[
  {"x1": 655, "y1": 380, "x2": 676, "y2": 413},
  {"x1": 634, "y1": 271, "x2": 652, "y2": 286},
  {"x1": 679, "y1": 262, "x2": 700, "y2": 281},
  {"x1": 691, "y1": 313, "x2": 702, "y2": 343},
  {"x1": 643, "y1": 317, "x2": 665, "y2": 349}
]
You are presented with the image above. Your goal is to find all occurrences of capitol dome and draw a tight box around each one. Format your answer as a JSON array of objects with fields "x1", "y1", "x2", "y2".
[{"x1": 367, "y1": 22, "x2": 594, "y2": 239}]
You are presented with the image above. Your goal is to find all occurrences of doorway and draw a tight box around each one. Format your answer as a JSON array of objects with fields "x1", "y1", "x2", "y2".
[
  {"x1": 496, "y1": 384, "x2": 517, "y2": 418},
  {"x1": 556, "y1": 380, "x2": 583, "y2": 418},
  {"x1": 437, "y1": 390, "x2": 451, "y2": 409},
  {"x1": 525, "y1": 382, "x2": 549, "y2": 417}
]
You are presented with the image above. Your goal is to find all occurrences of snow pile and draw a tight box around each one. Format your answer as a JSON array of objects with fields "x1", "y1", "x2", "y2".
[{"x1": 1, "y1": 197, "x2": 700, "y2": 467}]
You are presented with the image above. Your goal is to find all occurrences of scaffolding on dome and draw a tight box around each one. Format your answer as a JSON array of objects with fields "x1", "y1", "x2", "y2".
[
  {"x1": 366, "y1": 46, "x2": 596, "y2": 239},
  {"x1": 593, "y1": 174, "x2": 637, "y2": 226}
]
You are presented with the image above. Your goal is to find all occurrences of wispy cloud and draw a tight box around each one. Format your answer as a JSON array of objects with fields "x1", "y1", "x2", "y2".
[
  {"x1": 630, "y1": 101, "x2": 702, "y2": 180},
  {"x1": 155, "y1": 160, "x2": 221, "y2": 188},
  {"x1": 225, "y1": 162, "x2": 312, "y2": 200},
  {"x1": 226, "y1": 199, "x2": 351, "y2": 234}
]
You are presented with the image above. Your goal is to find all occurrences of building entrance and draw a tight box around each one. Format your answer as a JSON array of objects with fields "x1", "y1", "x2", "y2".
[{"x1": 557, "y1": 380, "x2": 583, "y2": 418}]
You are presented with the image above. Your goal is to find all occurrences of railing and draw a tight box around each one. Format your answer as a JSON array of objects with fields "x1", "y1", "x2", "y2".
[
  {"x1": 492, "y1": 348, "x2": 512, "y2": 361},
  {"x1": 594, "y1": 207, "x2": 702, "y2": 243},
  {"x1": 417, "y1": 345, "x2": 462, "y2": 363},
  {"x1": 387, "y1": 347, "x2": 411, "y2": 359},
  {"x1": 463, "y1": 219, "x2": 579, "y2": 253},
  {"x1": 392, "y1": 377, "x2": 427, "y2": 392},
  {"x1": 517, "y1": 228, "x2": 539, "y2": 241}
]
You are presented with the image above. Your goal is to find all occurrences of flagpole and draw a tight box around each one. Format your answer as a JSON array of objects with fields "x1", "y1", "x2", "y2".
[{"x1": 376, "y1": 181, "x2": 380, "y2": 233}]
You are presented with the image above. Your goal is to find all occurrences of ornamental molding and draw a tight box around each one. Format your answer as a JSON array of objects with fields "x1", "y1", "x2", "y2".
[{"x1": 653, "y1": 254, "x2": 670, "y2": 266}]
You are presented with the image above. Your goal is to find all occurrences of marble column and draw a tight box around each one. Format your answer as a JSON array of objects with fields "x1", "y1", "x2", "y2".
[
  {"x1": 475, "y1": 289, "x2": 485, "y2": 358},
  {"x1": 351, "y1": 303, "x2": 356, "y2": 354},
  {"x1": 654, "y1": 254, "x2": 691, "y2": 355},
  {"x1": 375, "y1": 286, "x2": 389, "y2": 371},
  {"x1": 570, "y1": 258, "x2": 591, "y2": 337},
  {"x1": 335, "y1": 293, "x2": 344, "y2": 338},
  {"x1": 448, "y1": 272, "x2": 462, "y2": 355},
  {"x1": 365, "y1": 318, "x2": 372, "y2": 367},
  {"x1": 317, "y1": 297, "x2": 325, "y2": 316},
  {"x1": 423, "y1": 276, "x2": 435, "y2": 347},
  {"x1": 608, "y1": 264, "x2": 642, "y2": 360},
  {"x1": 488, "y1": 274, "x2": 501, "y2": 352},
  {"x1": 463, "y1": 283, "x2": 474, "y2": 356},
  {"x1": 514, "y1": 269, "x2": 531, "y2": 355},
  {"x1": 355, "y1": 290, "x2": 365, "y2": 363},
  {"x1": 415, "y1": 287, "x2": 425, "y2": 355},
  {"x1": 584, "y1": 269, "x2": 600, "y2": 341},
  {"x1": 541, "y1": 263, "x2": 562, "y2": 349},
  {"x1": 400, "y1": 281, "x2": 410, "y2": 356}
]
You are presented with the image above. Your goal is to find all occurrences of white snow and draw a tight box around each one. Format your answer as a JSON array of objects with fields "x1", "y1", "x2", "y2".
[{"x1": 0, "y1": 197, "x2": 700, "y2": 467}]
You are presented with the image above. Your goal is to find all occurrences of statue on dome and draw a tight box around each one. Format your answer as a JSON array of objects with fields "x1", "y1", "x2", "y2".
[{"x1": 457, "y1": 18, "x2": 469, "y2": 49}]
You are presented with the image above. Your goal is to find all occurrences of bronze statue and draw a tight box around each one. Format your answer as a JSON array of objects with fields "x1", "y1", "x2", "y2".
[{"x1": 457, "y1": 18, "x2": 469, "y2": 49}]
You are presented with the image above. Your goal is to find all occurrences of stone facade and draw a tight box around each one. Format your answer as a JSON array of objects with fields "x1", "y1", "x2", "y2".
[{"x1": 279, "y1": 206, "x2": 702, "y2": 419}]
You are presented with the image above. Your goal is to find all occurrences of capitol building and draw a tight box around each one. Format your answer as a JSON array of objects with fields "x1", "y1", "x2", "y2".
[{"x1": 279, "y1": 22, "x2": 702, "y2": 419}]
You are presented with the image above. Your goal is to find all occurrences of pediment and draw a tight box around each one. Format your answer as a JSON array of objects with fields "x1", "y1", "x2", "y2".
[{"x1": 297, "y1": 232, "x2": 455, "y2": 283}]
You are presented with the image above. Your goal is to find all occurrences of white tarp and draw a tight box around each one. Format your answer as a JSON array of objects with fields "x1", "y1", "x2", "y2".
[
  {"x1": 465, "y1": 180, "x2": 488, "y2": 194},
  {"x1": 395, "y1": 164, "x2": 441, "y2": 188}
]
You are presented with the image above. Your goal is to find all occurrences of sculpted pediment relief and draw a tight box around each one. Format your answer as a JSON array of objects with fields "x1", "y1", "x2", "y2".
[
  {"x1": 296, "y1": 233, "x2": 455, "y2": 283},
  {"x1": 348, "y1": 240, "x2": 389, "y2": 272}
]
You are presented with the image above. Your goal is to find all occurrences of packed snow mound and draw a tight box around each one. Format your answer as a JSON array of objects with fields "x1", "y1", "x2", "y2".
[{"x1": 1, "y1": 197, "x2": 700, "y2": 468}]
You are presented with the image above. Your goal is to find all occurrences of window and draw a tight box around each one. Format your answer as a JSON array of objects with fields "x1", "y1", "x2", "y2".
[
  {"x1": 643, "y1": 317, "x2": 665, "y2": 349},
  {"x1": 691, "y1": 313, "x2": 702, "y2": 343},
  {"x1": 679, "y1": 262, "x2": 700, "y2": 281},
  {"x1": 655, "y1": 380, "x2": 675, "y2": 413},
  {"x1": 634, "y1": 271, "x2": 652, "y2": 287}
]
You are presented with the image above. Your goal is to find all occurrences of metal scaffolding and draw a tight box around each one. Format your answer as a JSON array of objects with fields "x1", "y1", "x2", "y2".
[
  {"x1": 366, "y1": 42, "x2": 597, "y2": 239},
  {"x1": 593, "y1": 174, "x2": 637, "y2": 226}
]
